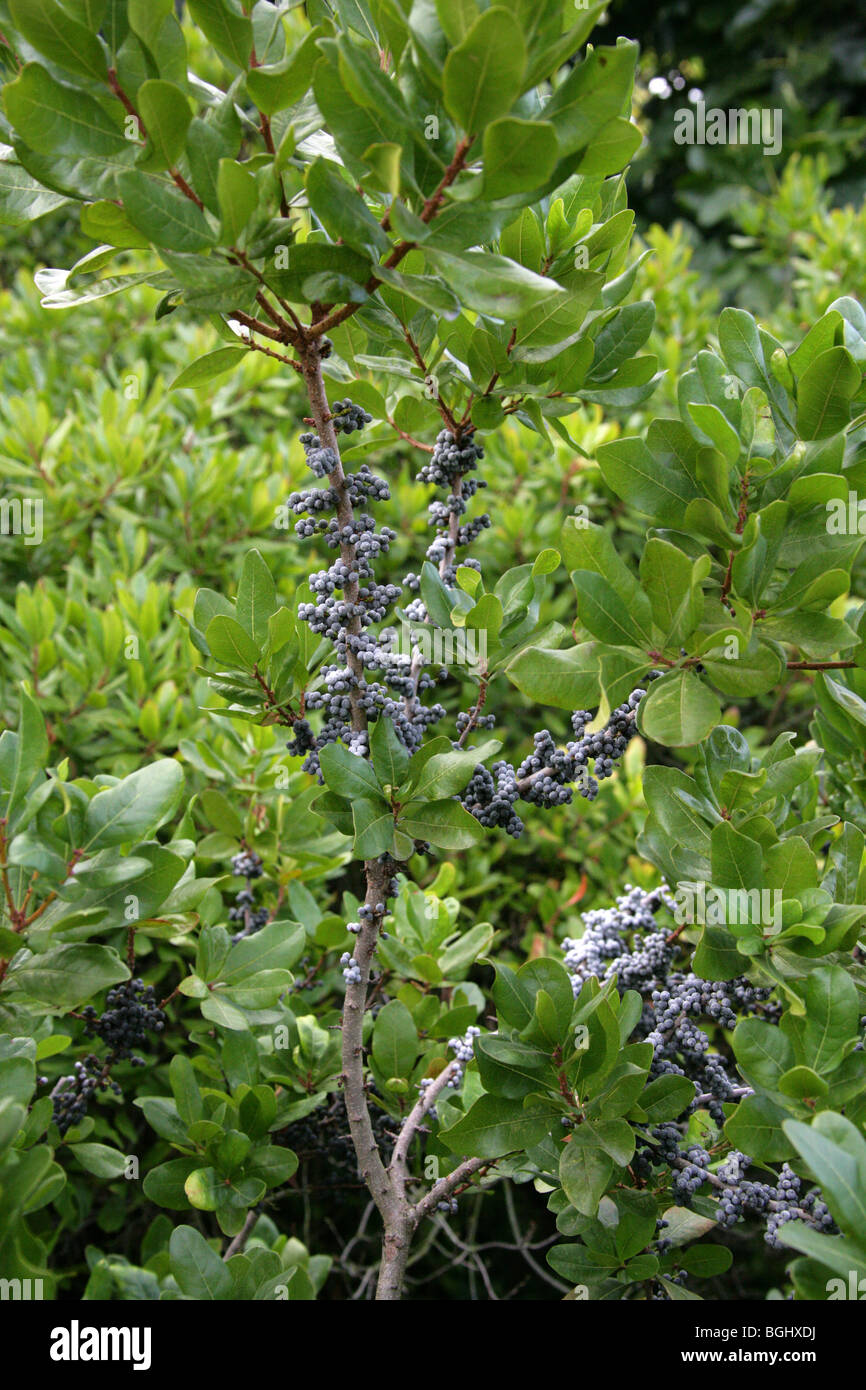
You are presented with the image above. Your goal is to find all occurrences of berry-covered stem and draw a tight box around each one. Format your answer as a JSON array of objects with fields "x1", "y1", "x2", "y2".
[
  {"x1": 295, "y1": 344, "x2": 424, "y2": 1297},
  {"x1": 299, "y1": 342, "x2": 368, "y2": 735}
]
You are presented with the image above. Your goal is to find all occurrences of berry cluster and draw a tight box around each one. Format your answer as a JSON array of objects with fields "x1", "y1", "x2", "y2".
[
  {"x1": 51, "y1": 978, "x2": 166, "y2": 1136},
  {"x1": 459, "y1": 687, "x2": 653, "y2": 837},
  {"x1": 416, "y1": 429, "x2": 488, "y2": 583},
  {"x1": 330, "y1": 400, "x2": 372, "y2": 435},
  {"x1": 229, "y1": 849, "x2": 269, "y2": 942},
  {"x1": 346, "y1": 902, "x2": 387, "y2": 935},
  {"x1": 446, "y1": 1024, "x2": 481, "y2": 1087},
  {"x1": 81, "y1": 979, "x2": 165, "y2": 1061},
  {"x1": 562, "y1": 886, "x2": 836, "y2": 1249},
  {"x1": 462, "y1": 761, "x2": 523, "y2": 837},
  {"x1": 51, "y1": 1054, "x2": 119, "y2": 1136},
  {"x1": 340, "y1": 952, "x2": 362, "y2": 985},
  {"x1": 562, "y1": 885, "x2": 774, "y2": 1120},
  {"x1": 286, "y1": 405, "x2": 457, "y2": 775}
]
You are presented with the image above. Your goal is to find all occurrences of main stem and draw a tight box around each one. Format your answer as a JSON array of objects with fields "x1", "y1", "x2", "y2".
[
  {"x1": 298, "y1": 341, "x2": 413, "y2": 1299},
  {"x1": 297, "y1": 308, "x2": 494, "y2": 1296}
]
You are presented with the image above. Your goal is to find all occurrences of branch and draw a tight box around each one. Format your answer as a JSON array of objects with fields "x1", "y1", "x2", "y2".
[
  {"x1": 412, "y1": 1156, "x2": 495, "y2": 1224},
  {"x1": 390, "y1": 1059, "x2": 461, "y2": 1203},
  {"x1": 787, "y1": 660, "x2": 856, "y2": 671},
  {"x1": 106, "y1": 69, "x2": 204, "y2": 210},
  {"x1": 308, "y1": 136, "x2": 475, "y2": 340},
  {"x1": 222, "y1": 1209, "x2": 258, "y2": 1260}
]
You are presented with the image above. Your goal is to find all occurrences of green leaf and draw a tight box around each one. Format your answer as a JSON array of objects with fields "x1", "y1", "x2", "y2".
[
  {"x1": 784, "y1": 1115, "x2": 866, "y2": 1236},
  {"x1": 780, "y1": 1221, "x2": 866, "y2": 1281},
  {"x1": 319, "y1": 742, "x2": 382, "y2": 800},
  {"x1": 118, "y1": 171, "x2": 216, "y2": 252},
  {"x1": 410, "y1": 741, "x2": 501, "y2": 800},
  {"x1": 686, "y1": 403, "x2": 741, "y2": 465},
  {"x1": 10, "y1": 944, "x2": 129, "y2": 1007},
  {"x1": 796, "y1": 347, "x2": 860, "y2": 441},
  {"x1": 590, "y1": 301, "x2": 656, "y2": 380},
  {"x1": 474, "y1": 1035, "x2": 551, "y2": 1098},
  {"x1": 306, "y1": 157, "x2": 389, "y2": 254},
  {"x1": 423, "y1": 247, "x2": 565, "y2": 320},
  {"x1": 137, "y1": 80, "x2": 192, "y2": 171},
  {"x1": 371, "y1": 1000, "x2": 417, "y2": 1079},
  {"x1": 221, "y1": 921, "x2": 305, "y2": 983},
  {"x1": 717, "y1": 307, "x2": 767, "y2": 390},
  {"x1": 596, "y1": 436, "x2": 698, "y2": 524},
  {"x1": 441, "y1": 1094, "x2": 553, "y2": 1157},
  {"x1": 205, "y1": 614, "x2": 261, "y2": 668},
  {"x1": 169, "y1": 1225, "x2": 233, "y2": 1300},
  {"x1": 679, "y1": 1244, "x2": 733, "y2": 1277},
  {"x1": 398, "y1": 799, "x2": 483, "y2": 850},
  {"x1": 639, "y1": 539, "x2": 703, "y2": 644},
  {"x1": 83, "y1": 759, "x2": 184, "y2": 849},
  {"x1": 170, "y1": 1054, "x2": 204, "y2": 1126},
  {"x1": 244, "y1": 30, "x2": 320, "y2": 114},
  {"x1": 636, "y1": 672, "x2": 720, "y2": 747},
  {"x1": 442, "y1": 7, "x2": 526, "y2": 135},
  {"x1": 572, "y1": 570, "x2": 651, "y2": 648},
  {"x1": 217, "y1": 158, "x2": 258, "y2": 245},
  {"x1": 67, "y1": 1142, "x2": 128, "y2": 1179},
  {"x1": 236, "y1": 550, "x2": 276, "y2": 646},
  {"x1": 543, "y1": 42, "x2": 638, "y2": 158},
  {"x1": 8, "y1": 0, "x2": 108, "y2": 79},
  {"x1": 187, "y1": 0, "x2": 253, "y2": 69},
  {"x1": 797, "y1": 966, "x2": 860, "y2": 1073},
  {"x1": 172, "y1": 346, "x2": 248, "y2": 389},
  {"x1": 0, "y1": 155, "x2": 68, "y2": 226},
  {"x1": 3, "y1": 63, "x2": 130, "y2": 162},
  {"x1": 559, "y1": 1128, "x2": 614, "y2": 1216},
  {"x1": 639, "y1": 1074, "x2": 696, "y2": 1122},
  {"x1": 482, "y1": 117, "x2": 558, "y2": 199},
  {"x1": 724, "y1": 1093, "x2": 791, "y2": 1161},
  {"x1": 577, "y1": 116, "x2": 641, "y2": 175},
  {"x1": 439, "y1": 921, "x2": 495, "y2": 977},
  {"x1": 506, "y1": 643, "x2": 600, "y2": 710},
  {"x1": 732, "y1": 1018, "x2": 793, "y2": 1092},
  {"x1": 370, "y1": 718, "x2": 411, "y2": 789},
  {"x1": 4, "y1": 690, "x2": 48, "y2": 823},
  {"x1": 352, "y1": 797, "x2": 394, "y2": 858}
]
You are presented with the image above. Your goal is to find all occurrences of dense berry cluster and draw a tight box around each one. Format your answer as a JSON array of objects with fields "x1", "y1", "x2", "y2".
[
  {"x1": 51, "y1": 1054, "x2": 121, "y2": 1136},
  {"x1": 51, "y1": 978, "x2": 165, "y2": 1136},
  {"x1": 562, "y1": 886, "x2": 835, "y2": 1249},
  {"x1": 229, "y1": 849, "x2": 269, "y2": 942},
  {"x1": 562, "y1": 885, "x2": 774, "y2": 1119},
  {"x1": 330, "y1": 399, "x2": 372, "y2": 435},
  {"x1": 462, "y1": 761, "x2": 523, "y2": 837},
  {"x1": 459, "y1": 687, "x2": 652, "y2": 838},
  {"x1": 410, "y1": 429, "x2": 488, "y2": 587},
  {"x1": 286, "y1": 406, "x2": 457, "y2": 774},
  {"x1": 81, "y1": 979, "x2": 165, "y2": 1061}
]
